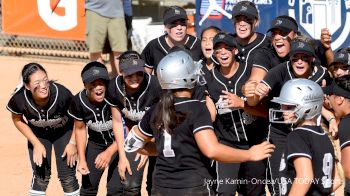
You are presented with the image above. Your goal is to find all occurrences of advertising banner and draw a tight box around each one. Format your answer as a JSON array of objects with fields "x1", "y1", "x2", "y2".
[{"x1": 2, "y1": 0, "x2": 86, "y2": 40}]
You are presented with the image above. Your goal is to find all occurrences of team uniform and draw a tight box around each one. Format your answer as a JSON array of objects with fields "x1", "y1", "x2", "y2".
[
  {"x1": 279, "y1": 125, "x2": 335, "y2": 195},
  {"x1": 207, "y1": 62, "x2": 262, "y2": 195},
  {"x1": 260, "y1": 62, "x2": 331, "y2": 195},
  {"x1": 200, "y1": 58, "x2": 219, "y2": 84},
  {"x1": 141, "y1": 34, "x2": 202, "y2": 74},
  {"x1": 138, "y1": 97, "x2": 215, "y2": 195},
  {"x1": 68, "y1": 89, "x2": 121, "y2": 195},
  {"x1": 252, "y1": 41, "x2": 328, "y2": 73},
  {"x1": 106, "y1": 73, "x2": 162, "y2": 195},
  {"x1": 233, "y1": 32, "x2": 271, "y2": 195},
  {"x1": 338, "y1": 113, "x2": 350, "y2": 195},
  {"x1": 6, "y1": 82, "x2": 79, "y2": 195}
]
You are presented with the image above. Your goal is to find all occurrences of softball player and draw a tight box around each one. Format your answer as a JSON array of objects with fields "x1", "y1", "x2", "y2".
[
  {"x1": 123, "y1": 50, "x2": 275, "y2": 196},
  {"x1": 253, "y1": 37, "x2": 332, "y2": 195},
  {"x1": 326, "y1": 75, "x2": 350, "y2": 195},
  {"x1": 105, "y1": 51, "x2": 161, "y2": 195},
  {"x1": 328, "y1": 48, "x2": 350, "y2": 78},
  {"x1": 230, "y1": 2, "x2": 272, "y2": 194},
  {"x1": 205, "y1": 32, "x2": 269, "y2": 195},
  {"x1": 271, "y1": 79, "x2": 341, "y2": 195},
  {"x1": 141, "y1": 6, "x2": 202, "y2": 75},
  {"x1": 6, "y1": 63, "x2": 79, "y2": 196},
  {"x1": 68, "y1": 61, "x2": 121, "y2": 195},
  {"x1": 200, "y1": 26, "x2": 221, "y2": 83}
]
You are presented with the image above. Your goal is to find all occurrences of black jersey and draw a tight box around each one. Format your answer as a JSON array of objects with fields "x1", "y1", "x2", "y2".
[
  {"x1": 279, "y1": 125, "x2": 335, "y2": 196},
  {"x1": 252, "y1": 44, "x2": 289, "y2": 72},
  {"x1": 200, "y1": 58, "x2": 218, "y2": 84},
  {"x1": 262, "y1": 62, "x2": 331, "y2": 135},
  {"x1": 7, "y1": 82, "x2": 73, "y2": 133},
  {"x1": 68, "y1": 90, "x2": 114, "y2": 146},
  {"x1": 339, "y1": 113, "x2": 350, "y2": 194},
  {"x1": 207, "y1": 63, "x2": 254, "y2": 147},
  {"x1": 339, "y1": 113, "x2": 350, "y2": 150},
  {"x1": 252, "y1": 41, "x2": 328, "y2": 73},
  {"x1": 234, "y1": 33, "x2": 270, "y2": 75},
  {"x1": 138, "y1": 97, "x2": 213, "y2": 188},
  {"x1": 106, "y1": 73, "x2": 162, "y2": 125},
  {"x1": 141, "y1": 34, "x2": 202, "y2": 74},
  {"x1": 262, "y1": 62, "x2": 331, "y2": 96}
]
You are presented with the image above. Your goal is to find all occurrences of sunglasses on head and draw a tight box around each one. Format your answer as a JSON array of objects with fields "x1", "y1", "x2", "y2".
[
  {"x1": 125, "y1": 71, "x2": 144, "y2": 79},
  {"x1": 271, "y1": 30, "x2": 290, "y2": 39},
  {"x1": 290, "y1": 55, "x2": 312, "y2": 62},
  {"x1": 168, "y1": 19, "x2": 187, "y2": 28},
  {"x1": 214, "y1": 47, "x2": 233, "y2": 54}
]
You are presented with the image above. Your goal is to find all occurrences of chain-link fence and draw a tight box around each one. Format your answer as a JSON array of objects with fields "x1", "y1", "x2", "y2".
[{"x1": 0, "y1": 2, "x2": 89, "y2": 61}]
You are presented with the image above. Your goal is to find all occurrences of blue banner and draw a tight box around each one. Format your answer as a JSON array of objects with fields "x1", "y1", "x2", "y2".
[{"x1": 195, "y1": 0, "x2": 350, "y2": 50}]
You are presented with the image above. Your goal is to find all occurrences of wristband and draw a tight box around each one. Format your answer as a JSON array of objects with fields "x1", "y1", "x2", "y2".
[
  {"x1": 327, "y1": 116, "x2": 336, "y2": 122},
  {"x1": 69, "y1": 140, "x2": 76, "y2": 145}
]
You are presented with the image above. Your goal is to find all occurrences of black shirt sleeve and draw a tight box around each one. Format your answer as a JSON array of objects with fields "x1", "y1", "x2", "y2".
[
  {"x1": 6, "y1": 90, "x2": 25, "y2": 114},
  {"x1": 285, "y1": 131, "x2": 312, "y2": 161},
  {"x1": 138, "y1": 105, "x2": 156, "y2": 137},
  {"x1": 192, "y1": 102, "x2": 213, "y2": 134},
  {"x1": 105, "y1": 77, "x2": 124, "y2": 109},
  {"x1": 141, "y1": 41, "x2": 155, "y2": 69},
  {"x1": 339, "y1": 116, "x2": 350, "y2": 150},
  {"x1": 252, "y1": 48, "x2": 271, "y2": 72},
  {"x1": 262, "y1": 62, "x2": 287, "y2": 91},
  {"x1": 68, "y1": 93, "x2": 84, "y2": 121}
]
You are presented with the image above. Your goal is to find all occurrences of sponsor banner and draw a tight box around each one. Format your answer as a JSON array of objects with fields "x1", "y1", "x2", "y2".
[
  {"x1": 2, "y1": 0, "x2": 85, "y2": 40},
  {"x1": 196, "y1": 0, "x2": 350, "y2": 50}
]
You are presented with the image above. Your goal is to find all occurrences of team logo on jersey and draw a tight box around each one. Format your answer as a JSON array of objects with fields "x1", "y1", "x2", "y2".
[
  {"x1": 122, "y1": 108, "x2": 146, "y2": 122},
  {"x1": 288, "y1": 0, "x2": 350, "y2": 49},
  {"x1": 242, "y1": 111, "x2": 256, "y2": 125},
  {"x1": 87, "y1": 120, "x2": 112, "y2": 132},
  {"x1": 29, "y1": 116, "x2": 69, "y2": 129}
]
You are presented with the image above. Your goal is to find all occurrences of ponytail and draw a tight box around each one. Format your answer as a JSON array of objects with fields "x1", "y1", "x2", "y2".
[{"x1": 152, "y1": 89, "x2": 186, "y2": 135}]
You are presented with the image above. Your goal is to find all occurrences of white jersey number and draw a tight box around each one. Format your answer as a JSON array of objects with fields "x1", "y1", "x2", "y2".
[
  {"x1": 322, "y1": 153, "x2": 333, "y2": 188},
  {"x1": 163, "y1": 131, "x2": 175, "y2": 157}
]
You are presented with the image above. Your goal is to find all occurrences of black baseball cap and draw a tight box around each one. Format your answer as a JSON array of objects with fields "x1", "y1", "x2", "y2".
[
  {"x1": 289, "y1": 40, "x2": 316, "y2": 58},
  {"x1": 323, "y1": 79, "x2": 350, "y2": 98},
  {"x1": 163, "y1": 6, "x2": 188, "y2": 25},
  {"x1": 232, "y1": 1, "x2": 258, "y2": 20},
  {"x1": 213, "y1": 32, "x2": 237, "y2": 49},
  {"x1": 267, "y1": 15, "x2": 298, "y2": 33},
  {"x1": 119, "y1": 59, "x2": 146, "y2": 76},
  {"x1": 330, "y1": 50, "x2": 350, "y2": 67},
  {"x1": 81, "y1": 61, "x2": 109, "y2": 84}
]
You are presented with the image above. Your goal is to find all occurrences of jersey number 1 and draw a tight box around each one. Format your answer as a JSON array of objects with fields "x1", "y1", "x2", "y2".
[{"x1": 163, "y1": 131, "x2": 175, "y2": 157}]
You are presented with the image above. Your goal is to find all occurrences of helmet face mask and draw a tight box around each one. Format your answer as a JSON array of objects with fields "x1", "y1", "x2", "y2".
[
  {"x1": 157, "y1": 51, "x2": 206, "y2": 90},
  {"x1": 269, "y1": 104, "x2": 299, "y2": 124},
  {"x1": 269, "y1": 79, "x2": 324, "y2": 124}
]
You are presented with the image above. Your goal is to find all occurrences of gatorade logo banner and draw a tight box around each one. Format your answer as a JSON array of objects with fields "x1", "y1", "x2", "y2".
[
  {"x1": 2, "y1": 0, "x2": 85, "y2": 40},
  {"x1": 195, "y1": 0, "x2": 350, "y2": 50}
]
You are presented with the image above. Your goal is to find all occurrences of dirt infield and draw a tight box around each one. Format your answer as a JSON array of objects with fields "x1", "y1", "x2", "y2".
[{"x1": 0, "y1": 56, "x2": 344, "y2": 195}]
